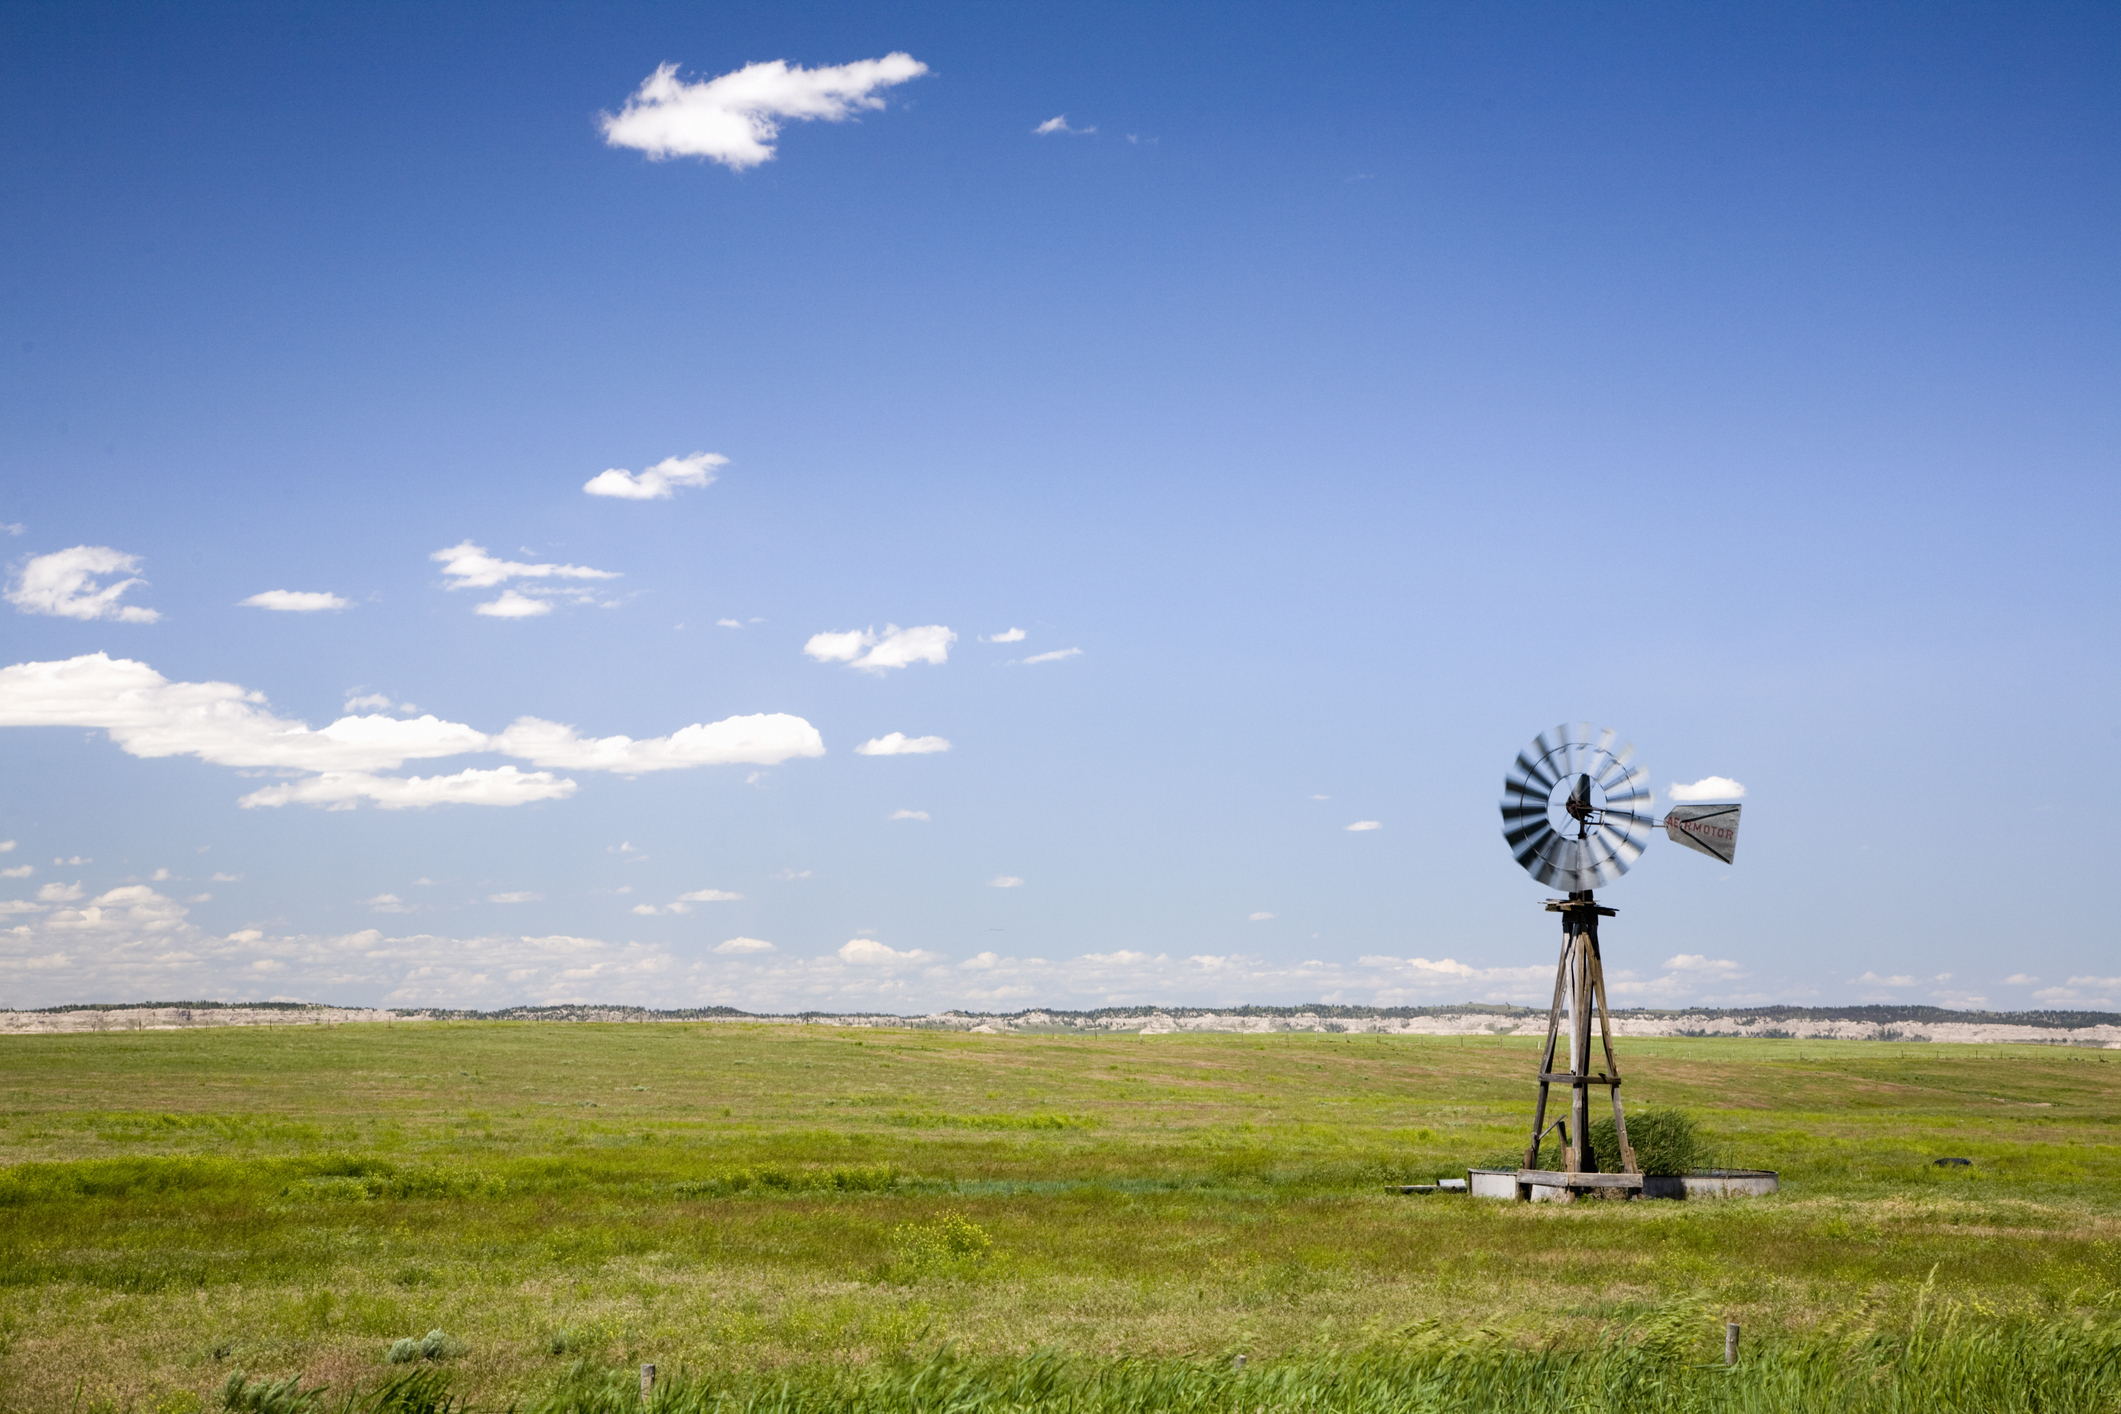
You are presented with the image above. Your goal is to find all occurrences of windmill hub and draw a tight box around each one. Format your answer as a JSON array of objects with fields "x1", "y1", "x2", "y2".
[{"x1": 1555, "y1": 774, "x2": 1604, "y2": 836}]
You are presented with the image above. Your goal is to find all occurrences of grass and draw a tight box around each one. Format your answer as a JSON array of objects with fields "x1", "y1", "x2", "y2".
[{"x1": 0, "y1": 1022, "x2": 2117, "y2": 1411}]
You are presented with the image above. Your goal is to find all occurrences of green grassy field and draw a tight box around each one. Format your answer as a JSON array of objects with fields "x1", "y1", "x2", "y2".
[{"x1": 2, "y1": 1022, "x2": 2118, "y2": 1412}]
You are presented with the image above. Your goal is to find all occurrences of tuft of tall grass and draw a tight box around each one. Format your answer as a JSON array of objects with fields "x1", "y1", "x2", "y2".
[
  {"x1": 1473, "y1": 1107, "x2": 1708, "y2": 1177},
  {"x1": 384, "y1": 1330, "x2": 467, "y2": 1364},
  {"x1": 222, "y1": 1369, "x2": 459, "y2": 1413},
  {"x1": 1593, "y1": 1106, "x2": 1707, "y2": 1176}
]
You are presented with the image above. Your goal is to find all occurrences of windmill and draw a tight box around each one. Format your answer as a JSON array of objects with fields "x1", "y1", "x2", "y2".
[{"x1": 1497, "y1": 723, "x2": 1741, "y2": 1198}]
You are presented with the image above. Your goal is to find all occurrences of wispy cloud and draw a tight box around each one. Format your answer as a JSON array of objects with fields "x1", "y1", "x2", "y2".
[
  {"x1": 241, "y1": 590, "x2": 351, "y2": 613},
  {"x1": 1669, "y1": 776, "x2": 1746, "y2": 801},
  {"x1": 7, "y1": 546, "x2": 159, "y2": 623},
  {"x1": 582, "y1": 452, "x2": 726, "y2": 501},
  {"x1": 432, "y1": 542, "x2": 620, "y2": 602},
  {"x1": 1345, "y1": 820, "x2": 1382, "y2": 832},
  {"x1": 1034, "y1": 115, "x2": 1094, "y2": 135},
  {"x1": 805, "y1": 624, "x2": 955, "y2": 671},
  {"x1": 601, "y1": 55, "x2": 929, "y2": 170},
  {"x1": 855, "y1": 733, "x2": 950, "y2": 756},
  {"x1": 489, "y1": 892, "x2": 540, "y2": 904},
  {"x1": 888, "y1": 809, "x2": 930, "y2": 821},
  {"x1": 1662, "y1": 954, "x2": 1746, "y2": 977},
  {"x1": 990, "y1": 875, "x2": 1024, "y2": 889},
  {"x1": 366, "y1": 894, "x2": 414, "y2": 914},
  {"x1": 632, "y1": 890, "x2": 740, "y2": 917},
  {"x1": 491, "y1": 713, "x2": 823, "y2": 772},
  {"x1": 1021, "y1": 647, "x2": 1081, "y2": 665},
  {"x1": 242, "y1": 768, "x2": 575, "y2": 811},
  {"x1": 1248, "y1": 912, "x2": 1275, "y2": 921}
]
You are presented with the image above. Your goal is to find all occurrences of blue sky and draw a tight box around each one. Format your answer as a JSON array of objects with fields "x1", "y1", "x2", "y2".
[{"x1": 1, "y1": 2, "x2": 2115, "y2": 1013}]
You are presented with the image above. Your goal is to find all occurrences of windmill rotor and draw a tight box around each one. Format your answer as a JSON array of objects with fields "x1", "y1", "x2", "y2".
[{"x1": 1499, "y1": 723, "x2": 1655, "y2": 891}]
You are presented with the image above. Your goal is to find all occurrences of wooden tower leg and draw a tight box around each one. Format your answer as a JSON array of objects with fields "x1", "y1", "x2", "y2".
[
  {"x1": 1567, "y1": 894, "x2": 1596, "y2": 1174},
  {"x1": 1525, "y1": 919, "x2": 1572, "y2": 1169},
  {"x1": 1587, "y1": 926, "x2": 1638, "y2": 1174}
]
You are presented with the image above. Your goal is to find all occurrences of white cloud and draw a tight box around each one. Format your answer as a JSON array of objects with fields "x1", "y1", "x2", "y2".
[
  {"x1": 716, "y1": 937, "x2": 775, "y2": 954},
  {"x1": 888, "y1": 809, "x2": 930, "y2": 821},
  {"x1": 1345, "y1": 820, "x2": 1383, "y2": 832},
  {"x1": 2004, "y1": 973, "x2": 2038, "y2": 985},
  {"x1": 633, "y1": 889, "x2": 741, "y2": 917},
  {"x1": 601, "y1": 55, "x2": 929, "y2": 169},
  {"x1": 772, "y1": 869, "x2": 813, "y2": 881},
  {"x1": 211, "y1": 872, "x2": 241, "y2": 883},
  {"x1": 1034, "y1": 115, "x2": 1094, "y2": 135},
  {"x1": 1662, "y1": 954, "x2": 1745, "y2": 976},
  {"x1": 238, "y1": 767, "x2": 577, "y2": 811},
  {"x1": 1853, "y1": 971, "x2": 1917, "y2": 986},
  {"x1": 38, "y1": 881, "x2": 85, "y2": 903},
  {"x1": 1669, "y1": 776, "x2": 1746, "y2": 801},
  {"x1": 344, "y1": 693, "x2": 395, "y2": 712},
  {"x1": 1, "y1": 865, "x2": 31, "y2": 879},
  {"x1": 716, "y1": 618, "x2": 743, "y2": 629},
  {"x1": 240, "y1": 590, "x2": 350, "y2": 613},
  {"x1": 837, "y1": 938, "x2": 941, "y2": 966},
  {"x1": 491, "y1": 714, "x2": 825, "y2": 771},
  {"x1": 0, "y1": 654, "x2": 487, "y2": 772},
  {"x1": 855, "y1": 732, "x2": 950, "y2": 756},
  {"x1": 0, "y1": 840, "x2": 11, "y2": 851},
  {"x1": 432, "y1": 541, "x2": 619, "y2": 592},
  {"x1": 1248, "y1": 912, "x2": 1275, "y2": 921},
  {"x1": 489, "y1": 892, "x2": 541, "y2": 904},
  {"x1": 476, "y1": 590, "x2": 552, "y2": 619},
  {"x1": 1, "y1": 524, "x2": 21, "y2": 535},
  {"x1": 1022, "y1": 647, "x2": 1081, "y2": 665},
  {"x1": 366, "y1": 894, "x2": 414, "y2": 914},
  {"x1": 2066, "y1": 975, "x2": 2121, "y2": 989},
  {"x1": 0, "y1": 654, "x2": 823, "y2": 808},
  {"x1": 990, "y1": 875, "x2": 1024, "y2": 889},
  {"x1": 984, "y1": 628, "x2": 1026, "y2": 643},
  {"x1": 150, "y1": 868, "x2": 175, "y2": 881},
  {"x1": 7, "y1": 546, "x2": 160, "y2": 623},
  {"x1": 583, "y1": 452, "x2": 726, "y2": 500},
  {"x1": 804, "y1": 624, "x2": 955, "y2": 671}
]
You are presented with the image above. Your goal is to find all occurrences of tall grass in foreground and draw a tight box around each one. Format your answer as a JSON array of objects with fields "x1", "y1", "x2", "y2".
[{"x1": 517, "y1": 1311, "x2": 2121, "y2": 1414}]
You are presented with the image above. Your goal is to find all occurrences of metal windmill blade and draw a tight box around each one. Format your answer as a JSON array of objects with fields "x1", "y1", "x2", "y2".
[{"x1": 1499, "y1": 722, "x2": 1655, "y2": 891}]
